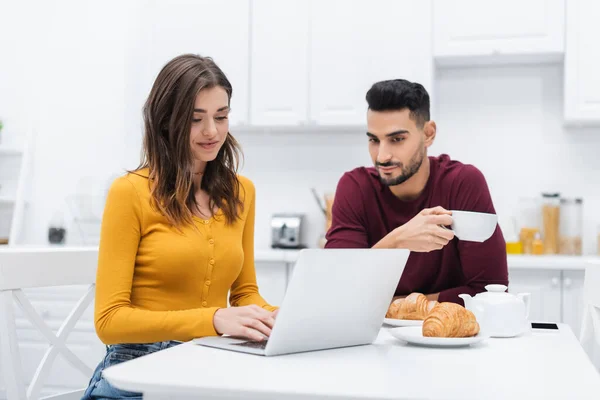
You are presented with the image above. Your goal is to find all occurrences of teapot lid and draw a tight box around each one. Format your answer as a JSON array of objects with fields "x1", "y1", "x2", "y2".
[
  {"x1": 475, "y1": 284, "x2": 517, "y2": 303},
  {"x1": 485, "y1": 284, "x2": 508, "y2": 293}
]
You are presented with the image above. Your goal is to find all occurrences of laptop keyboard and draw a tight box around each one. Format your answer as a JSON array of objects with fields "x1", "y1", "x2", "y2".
[{"x1": 232, "y1": 340, "x2": 268, "y2": 350}]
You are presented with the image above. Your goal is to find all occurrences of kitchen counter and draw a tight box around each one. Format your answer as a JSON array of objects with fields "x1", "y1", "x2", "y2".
[
  {"x1": 255, "y1": 249, "x2": 600, "y2": 270},
  {"x1": 2, "y1": 246, "x2": 598, "y2": 271},
  {"x1": 507, "y1": 254, "x2": 600, "y2": 270},
  {"x1": 255, "y1": 249, "x2": 301, "y2": 263}
]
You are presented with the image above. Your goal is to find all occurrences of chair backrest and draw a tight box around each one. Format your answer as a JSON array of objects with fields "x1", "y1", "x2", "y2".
[
  {"x1": 0, "y1": 247, "x2": 99, "y2": 400},
  {"x1": 580, "y1": 262, "x2": 600, "y2": 371}
]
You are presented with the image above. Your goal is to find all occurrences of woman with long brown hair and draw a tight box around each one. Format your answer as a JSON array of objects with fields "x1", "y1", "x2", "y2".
[{"x1": 82, "y1": 54, "x2": 277, "y2": 399}]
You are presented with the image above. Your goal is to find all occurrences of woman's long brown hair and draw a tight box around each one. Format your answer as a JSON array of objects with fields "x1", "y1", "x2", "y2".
[{"x1": 134, "y1": 54, "x2": 243, "y2": 227}]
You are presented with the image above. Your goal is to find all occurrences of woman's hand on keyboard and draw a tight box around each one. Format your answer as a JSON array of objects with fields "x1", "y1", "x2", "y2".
[{"x1": 213, "y1": 305, "x2": 276, "y2": 341}]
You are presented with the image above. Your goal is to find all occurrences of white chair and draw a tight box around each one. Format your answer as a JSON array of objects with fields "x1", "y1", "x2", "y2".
[
  {"x1": 580, "y1": 262, "x2": 600, "y2": 371},
  {"x1": 0, "y1": 247, "x2": 99, "y2": 400}
]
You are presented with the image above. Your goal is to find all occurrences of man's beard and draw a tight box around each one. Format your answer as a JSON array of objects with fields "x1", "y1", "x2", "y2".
[{"x1": 377, "y1": 146, "x2": 426, "y2": 187}]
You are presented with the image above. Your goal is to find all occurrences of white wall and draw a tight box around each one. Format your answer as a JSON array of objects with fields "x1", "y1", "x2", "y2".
[
  {"x1": 0, "y1": 1, "x2": 33, "y2": 149},
  {"x1": 238, "y1": 130, "x2": 371, "y2": 249},
  {"x1": 435, "y1": 64, "x2": 600, "y2": 254},
  {"x1": 0, "y1": 0, "x2": 34, "y2": 240},
  {"x1": 0, "y1": 1, "x2": 140, "y2": 245}
]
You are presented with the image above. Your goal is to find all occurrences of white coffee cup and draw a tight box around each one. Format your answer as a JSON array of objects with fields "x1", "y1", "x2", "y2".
[{"x1": 449, "y1": 210, "x2": 498, "y2": 242}]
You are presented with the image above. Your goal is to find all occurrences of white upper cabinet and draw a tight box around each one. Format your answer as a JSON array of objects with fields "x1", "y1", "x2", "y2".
[
  {"x1": 138, "y1": 0, "x2": 435, "y2": 129},
  {"x1": 433, "y1": 0, "x2": 565, "y2": 66},
  {"x1": 564, "y1": 0, "x2": 600, "y2": 125},
  {"x1": 250, "y1": 0, "x2": 310, "y2": 126},
  {"x1": 146, "y1": 0, "x2": 250, "y2": 126},
  {"x1": 309, "y1": 0, "x2": 434, "y2": 126}
]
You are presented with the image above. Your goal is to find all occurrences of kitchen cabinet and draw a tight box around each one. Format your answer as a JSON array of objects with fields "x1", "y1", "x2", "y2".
[
  {"x1": 249, "y1": 0, "x2": 434, "y2": 127},
  {"x1": 250, "y1": 0, "x2": 310, "y2": 126},
  {"x1": 309, "y1": 0, "x2": 433, "y2": 126},
  {"x1": 564, "y1": 0, "x2": 600, "y2": 125},
  {"x1": 562, "y1": 270, "x2": 585, "y2": 338},
  {"x1": 145, "y1": 0, "x2": 250, "y2": 126},
  {"x1": 433, "y1": 0, "x2": 565, "y2": 66},
  {"x1": 509, "y1": 268, "x2": 586, "y2": 338},
  {"x1": 508, "y1": 269, "x2": 562, "y2": 323},
  {"x1": 139, "y1": 0, "x2": 435, "y2": 129}
]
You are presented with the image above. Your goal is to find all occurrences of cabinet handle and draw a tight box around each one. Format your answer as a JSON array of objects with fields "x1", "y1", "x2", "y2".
[
  {"x1": 551, "y1": 277, "x2": 560, "y2": 287},
  {"x1": 564, "y1": 278, "x2": 572, "y2": 288}
]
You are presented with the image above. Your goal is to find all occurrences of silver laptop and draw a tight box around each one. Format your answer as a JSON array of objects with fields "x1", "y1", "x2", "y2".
[{"x1": 193, "y1": 248, "x2": 409, "y2": 356}]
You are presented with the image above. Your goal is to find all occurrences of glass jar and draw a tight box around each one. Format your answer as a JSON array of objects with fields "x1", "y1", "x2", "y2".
[
  {"x1": 559, "y1": 198, "x2": 582, "y2": 255},
  {"x1": 501, "y1": 216, "x2": 523, "y2": 254},
  {"x1": 541, "y1": 193, "x2": 560, "y2": 254},
  {"x1": 516, "y1": 197, "x2": 541, "y2": 254}
]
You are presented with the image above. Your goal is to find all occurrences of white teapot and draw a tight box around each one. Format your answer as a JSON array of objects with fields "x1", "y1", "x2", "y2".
[{"x1": 459, "y1": 284, "x2": 530, "y2": 338}]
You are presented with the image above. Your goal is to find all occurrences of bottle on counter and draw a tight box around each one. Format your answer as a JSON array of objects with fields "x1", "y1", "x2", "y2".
[
  {"x1": 541, "y1": 193, "x2": 560, "y2": 254},
  {"x1": 516, "y1": 197, "x2": 541, "y2": 255},
  {"x1": 502, "y1": 216, "x2": 523, "y2": 254},
  {"x1": 519, "y1": 227, "x2": 539, "y2": 254},
  {"x1": 559, "y1": 198, "x2": 583, "y2": 256},
  {"x1": 48, "y1": 211, "x2": 67, "y2": 245},
  {"x1": 506, "y1": 241, "x2": 523, "y2": 255},
  {"x1": 532, "y1": 232, "x2": 544, "y2": 255}
]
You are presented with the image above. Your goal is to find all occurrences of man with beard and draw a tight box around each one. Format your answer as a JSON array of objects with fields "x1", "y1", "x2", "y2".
[{"x1": 325, "y1": 79, "x2": 508, "y2": 304}]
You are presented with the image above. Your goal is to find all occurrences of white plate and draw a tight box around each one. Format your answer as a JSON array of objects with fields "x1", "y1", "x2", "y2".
[
  {"x1": 384, "y1": 318, "x2": 423, "y2": 327},
  {"x1": 389, "y1": 326, "x2": 488, "y2": 347}
]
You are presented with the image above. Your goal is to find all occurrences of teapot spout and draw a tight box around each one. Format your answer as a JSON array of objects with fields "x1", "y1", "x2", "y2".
[{"x1": 458, "y1": 293, "x2": 473, "y2": 308}]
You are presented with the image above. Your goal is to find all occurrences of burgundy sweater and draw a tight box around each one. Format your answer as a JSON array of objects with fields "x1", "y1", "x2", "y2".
[{"x1": 325, "y1": 154, "x2": 508, "y2": 304}]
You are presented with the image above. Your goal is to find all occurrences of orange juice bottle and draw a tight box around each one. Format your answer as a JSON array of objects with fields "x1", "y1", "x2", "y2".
[
  {"x1": 519, "y1": 227, "x2": 538, "y2": 254},
  {"x1": 532, "y1": 233, "x2": 544, "y2": 255}
]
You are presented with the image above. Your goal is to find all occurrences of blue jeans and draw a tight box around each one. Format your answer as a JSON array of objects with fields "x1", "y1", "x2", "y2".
[{"x1": 81, "y1": 341, "x2": 181, "y2": 400}]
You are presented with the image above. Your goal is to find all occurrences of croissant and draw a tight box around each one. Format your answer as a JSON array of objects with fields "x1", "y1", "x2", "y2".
[
  {"x1": 386, "y1": 293, "x2": 438, "y2": 320},
  {"x1": 422, "y1": 302, "x2": 480, "y2": 338}
]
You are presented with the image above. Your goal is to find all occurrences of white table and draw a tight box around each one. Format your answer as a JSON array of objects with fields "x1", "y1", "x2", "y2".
[{"x1": 103, "y1": 324, "x2": 600, "y2": 400}]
